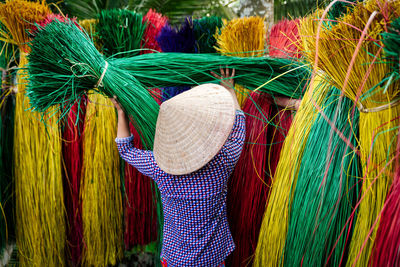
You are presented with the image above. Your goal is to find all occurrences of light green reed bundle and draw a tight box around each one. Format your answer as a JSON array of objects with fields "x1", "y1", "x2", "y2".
[
  {"x1": 97, "y1": 9, "x2": 146, "y2": 58},
  {"x1": 283, "y1": 87, "x2": 360, "y2": 266}
]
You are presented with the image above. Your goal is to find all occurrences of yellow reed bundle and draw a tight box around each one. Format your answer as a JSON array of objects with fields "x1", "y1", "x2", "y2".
[
  {"x1": 81, "y1": 93, "x2": 123, "y2": 267},
  {"x1": 300, "y1": 1, "x2": 400, "y2": 266},
  {"x1": 14, "y1": 54, "x2": 65, "y2": 266},
  {"x1": 215, "y1": 17, "x2": 266, "y2": 106},
  {"x1": 0, "y1": 0, "x2": 50, "y2": 51},
  {"x1": 0, "y1": 1, "x2": 66, "y2": 266},
  {"x1": 253, "y1": 74, "x2": 329, "y2": 266}
]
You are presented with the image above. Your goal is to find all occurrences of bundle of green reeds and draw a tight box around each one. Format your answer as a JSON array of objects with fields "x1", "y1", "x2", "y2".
[{"x1": 27, "y1": 19, "x2": 308, "y2": 149}]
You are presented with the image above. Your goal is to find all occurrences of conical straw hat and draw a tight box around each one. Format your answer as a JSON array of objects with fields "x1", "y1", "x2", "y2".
[{"x1": 153, "y1": 83, "x2": 236, "y2": 175}]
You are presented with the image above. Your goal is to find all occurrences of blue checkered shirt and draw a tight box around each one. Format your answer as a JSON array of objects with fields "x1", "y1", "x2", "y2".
[{"x1": 116, "y1": 110, "x2": 245, "y2": 266}]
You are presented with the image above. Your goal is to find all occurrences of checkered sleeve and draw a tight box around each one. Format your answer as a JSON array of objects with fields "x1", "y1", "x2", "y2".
[
  {"x1": 115, "y1": 135, "x2": 157, "y2": 178},
  {"x1": 219, "y1": 110, "x2": 246, "y2": 168}
]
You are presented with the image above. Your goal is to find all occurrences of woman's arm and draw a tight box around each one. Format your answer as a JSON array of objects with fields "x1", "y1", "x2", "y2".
[
  {"x1": 111, "y1": 96, "x2": 159, "y2": 179},
  {"x1": 110, "y1": 96, "x2": 131, "y2": 138}
]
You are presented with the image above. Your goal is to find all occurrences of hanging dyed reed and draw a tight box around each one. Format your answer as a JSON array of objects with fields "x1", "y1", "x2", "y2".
[
  {"x1": 268, "y1": 106, "x2": 292, "y2": 176},
  {"x1": 62, "y1": 99, "x2": 86, "y2": 266},
  {"x1": 215, "y1": 16, "x2": 266, "y2": 106},
  {"x1": 269, "y1": 18, "x2": 301, "y2": 59},
  {"x1": 226, "y1": 91, "x2": 273, "y2": 267},
  {"x1": 0, "y1": 1, "x2": 67, "y2": 266},
  {"x1": 157, "y1": 18, "x2": 195, "y2": 101},
  {"x1": 283, "y1": 87, "x2": 360, "y2": 266},
  {"x1": 253, "y1": 74, "x2": 329, "y2": 266},
  {"x1": 81, "y1": 93, "x2": 123, "y2": 266},
  {"x1": 370, "y1": 160, "x2": 400, "y2": 266},
  {"x1": 193, "y1": 16, "x2": 223, "y2": 53},
  {"x1": 97, "y1": 9, "x2": 146, "y2": 58},
  {"x1": 15, "y1": 55, "x2": 66, "y2": 267},
  {"x1": 142, "y1": 9, "x2": 168, "y2": 53},
  {"x1": 300, "y1": 1, "x2": 400, "y2": 265},
  {"x1": 157, "y1": 17, "x2": 195, "y2": 53}
]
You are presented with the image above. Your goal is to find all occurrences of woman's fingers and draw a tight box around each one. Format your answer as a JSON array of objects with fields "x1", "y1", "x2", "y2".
[{"x1": 210, "y1": 71, "x2": 220, "y2": 79}]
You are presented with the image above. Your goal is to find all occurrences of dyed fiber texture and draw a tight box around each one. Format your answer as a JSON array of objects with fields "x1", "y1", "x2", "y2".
[
  {"x1": 269, "y1": 18, "x2": 301, "y2": 59},
  {"x1": 300, "y1": 2, "x2": 400, "y2": 265},
  {"x1": 97, "y1": 9, "x2": 146, "y2": 58},
  {"x1": 284, "y1": 88, "x2": 360, "y2": 266},
  {"x1": 193, "y1": 16, "x2": 223, "y2": 53},
  {"x1": 226, "y1": 92, "x2": 273, "y2": 267},
  {"x1": 157, "y1": 17, "x2": 194, "y2": 101},
  {"x1": 142, "y1": 9, "x2": 168, "y2": 53},
  {"x1": 253, "y1": 75, "x2": 329, "y2": 266},
  {"x1": 268, "y1": 107, "x2": 293, "y2": 178},
  {"x1": 215, "y1": 16, "x2": 266, "y2": 107},
  {"x1": 14, "y1": 55, "x2": 65, "y2": 267},
  {"x1": 157, "y1": 17, "x2": 195, "y2": 53},
  {"x1": 62, "y1": 99, "x2": 86, "y2": 266},
  {"x1": 370, "y1": 164, "x2": 400, "y2": 266},
  {"x1": 81, "y1": 93, "x2": 123, "y2": 267}
]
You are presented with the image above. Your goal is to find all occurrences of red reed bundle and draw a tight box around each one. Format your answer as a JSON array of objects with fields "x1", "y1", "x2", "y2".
[
  {"x1": 142, "y1": 9, "x2": 168, "y2": 53},
  {"x1": 370, "y1": 161, "x2": 400, "y2": 266},
  {"x1": 268, "y1": 18, "x2": 301, "y2": 59},
  {"x1": 227, "y1": 91, "x2": 273, "y2": 266},
  {"x1": 269, "y1": 107, "x2": 292, "y2": 176},
  {"x1": 124, "y1": 125, "x2": 158, "y2": 249},
  {"x1": 62, "y1": 99, "x2": 86, "y2": 266}
]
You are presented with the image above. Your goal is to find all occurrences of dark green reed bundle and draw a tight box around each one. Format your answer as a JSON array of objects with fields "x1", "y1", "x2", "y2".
[
  {"x1": 97, "y1": 9, "x2": 146, "y2": 58},
  {"x1": 27, "y1": 20, "x2": 159, "y2": 148},
  {"x1": 382, "y1": 17, "x2": 400, "y2": 71},
  {"x1": 193, "y1": 16, "x2": 223, "y2": 53},
  {"x1": 27, "y1": 19, "x2": 308, "y2": 147}
]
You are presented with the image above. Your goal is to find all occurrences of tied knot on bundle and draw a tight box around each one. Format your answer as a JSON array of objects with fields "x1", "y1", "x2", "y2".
[{"x1": 67, "y1": 60, "x2": 109, "y2": 88}]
